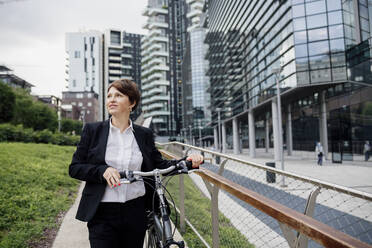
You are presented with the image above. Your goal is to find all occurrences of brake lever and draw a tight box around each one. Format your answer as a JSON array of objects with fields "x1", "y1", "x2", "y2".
[{"x1": 119, "y1": 171, "x2": 137, "y2": 184}]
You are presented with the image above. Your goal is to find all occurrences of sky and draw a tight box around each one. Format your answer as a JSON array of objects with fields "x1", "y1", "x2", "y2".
[{"x1": 0, "y1": 0, "x2": 147, "y2": 97}]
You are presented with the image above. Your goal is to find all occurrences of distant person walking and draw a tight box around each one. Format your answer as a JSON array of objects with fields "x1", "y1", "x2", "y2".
[
  {"x1": 364, "y1": 141, "x2": 371, "y2": 161},
  {"x1": 315, "y1": 142, "x2": 324, "y2": 166}
]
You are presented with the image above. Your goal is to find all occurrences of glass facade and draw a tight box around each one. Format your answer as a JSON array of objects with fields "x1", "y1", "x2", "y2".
[
  {"x1": 205, "y1": 0, "x2": 372, "y2": 158},
  {"x1": 123, "y1": 32, "x2": 143, "y2": 121}
]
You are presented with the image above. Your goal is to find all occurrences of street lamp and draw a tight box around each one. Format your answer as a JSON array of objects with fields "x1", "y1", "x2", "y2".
[
  {"x1": 216, "y1": 108, "x2": 222, "y2": 152},
  {"x1": 198, "y1": 120, "x2": 202, "y2": 147},
  {"x1": 189, "y1": 125, "x2": 192, "y2": 146},
  {"x1": 272, "y1": 67, "x2": 285, "y2": 186}
]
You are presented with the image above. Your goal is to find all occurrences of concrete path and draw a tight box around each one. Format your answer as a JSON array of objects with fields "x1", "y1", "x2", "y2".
[
  {"x1": 224, "y1": 148, "x2": 372, "y2": 193},
  {"x1": 52, "y1": 183, "x2": 89, "y2": 248}
]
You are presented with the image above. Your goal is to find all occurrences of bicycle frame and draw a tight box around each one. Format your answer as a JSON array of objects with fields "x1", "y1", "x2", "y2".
[
  {"x1": 120, "y1": 164, "x2": 191, "y2": 248},
  {"x1": 150, "y1": 170, "x2": 185, "y2": 248}
]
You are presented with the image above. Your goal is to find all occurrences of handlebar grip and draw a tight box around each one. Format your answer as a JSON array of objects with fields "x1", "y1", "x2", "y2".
[
  {"x1": 119, "y1": 171, "x2": 126, "y2": 179},
  {"x1": 185, "y1": 160, "x2": 193, "y2": 170}
]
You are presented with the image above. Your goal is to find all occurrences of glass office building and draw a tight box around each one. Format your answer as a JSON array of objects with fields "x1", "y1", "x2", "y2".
[
  {"x1": 182, "y1": 0, "x2": 212, "y2": 145},
  {"x1": 205, "y1": 0, "x2": 372, "y2": 161}
]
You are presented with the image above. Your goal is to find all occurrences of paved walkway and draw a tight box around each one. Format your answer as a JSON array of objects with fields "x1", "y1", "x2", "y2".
[{"x1": 222, "y1": 148, "x2": 372, "y2": 193}]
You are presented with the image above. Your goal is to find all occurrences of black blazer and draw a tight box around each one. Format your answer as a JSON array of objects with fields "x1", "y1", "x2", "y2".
[{"x1": 69, "y1": 120, "x2": 181, "y2": 222}]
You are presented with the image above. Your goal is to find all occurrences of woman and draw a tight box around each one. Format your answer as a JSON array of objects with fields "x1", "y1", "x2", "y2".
[{"x1": 69, "y1": 79, "x2": 203, "y2": 248}]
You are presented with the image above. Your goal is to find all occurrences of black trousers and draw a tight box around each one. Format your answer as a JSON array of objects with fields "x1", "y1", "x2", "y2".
[{"x1": 87, "y1": 197, "x2": 147, "y2": 248}]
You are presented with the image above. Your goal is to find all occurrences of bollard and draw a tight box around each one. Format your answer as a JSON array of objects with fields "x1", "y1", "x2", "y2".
[{"x1": 266, "y1": 162, "x2": 276, "y2": 183}]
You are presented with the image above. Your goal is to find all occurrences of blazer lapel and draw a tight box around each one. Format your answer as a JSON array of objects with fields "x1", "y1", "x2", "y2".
[
  {"x1": 97, "y1": 119, "x2": 110, "y2": 164},
  {"x1": 133, "y1": 124, "x2": 150, "y2": 170}
]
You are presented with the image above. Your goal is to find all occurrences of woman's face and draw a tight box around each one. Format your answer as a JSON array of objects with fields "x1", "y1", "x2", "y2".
[{"x1": 106, "y1": 86, "x2": 135, "y2": 117}]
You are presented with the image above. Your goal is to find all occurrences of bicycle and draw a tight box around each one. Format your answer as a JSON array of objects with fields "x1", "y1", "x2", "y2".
[{"x1": 119, "y1": 159, "x2": 199, "y2": 248}]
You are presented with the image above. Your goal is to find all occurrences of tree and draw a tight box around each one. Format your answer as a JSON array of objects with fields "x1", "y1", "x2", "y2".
[
  {"x1": 0, "y1": 81, "x2": 16, "y2": 123},
  {"x1": 12, "y1": 88, "x2": 58, "y2": 131}
]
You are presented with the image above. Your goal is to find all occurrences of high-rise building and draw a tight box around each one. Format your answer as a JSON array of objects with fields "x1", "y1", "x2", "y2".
[
  {"x1": 141, "y1": 0, "x2": 187, "y2": 137},
  {"x1": 123, "y1": 32, "x2": 144, "y2": 121},
  {"x1": 182, "y1": 0, "x2": 211, "y2": 145},
  {"x1": 205, "y1": 0, "x2": 372, "y2": 161},
  {"x1": 65, "y1": 31, "x2": 104, "y2": 121},
  {"x1": 103, "y1": 29, "x2": 143, "y2": 121}
]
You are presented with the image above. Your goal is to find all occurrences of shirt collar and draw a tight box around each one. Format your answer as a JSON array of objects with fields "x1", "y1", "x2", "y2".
[{"x1": 109, "y1": 118, "x2": 135, "y2": 133}]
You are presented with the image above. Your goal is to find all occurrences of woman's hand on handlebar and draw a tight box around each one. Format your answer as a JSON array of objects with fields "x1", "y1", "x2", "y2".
[
  {"x1": 103, "y1": 167, "x2": 121, "y2": 188},
  {"x1": 186, "y1": 154, "x2": 204, "y2": 168}
]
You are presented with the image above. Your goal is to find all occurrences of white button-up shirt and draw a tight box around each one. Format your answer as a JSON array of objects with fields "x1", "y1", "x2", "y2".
[{"x1": 101, "y1": 119, "x2": 145, "y2": 203}]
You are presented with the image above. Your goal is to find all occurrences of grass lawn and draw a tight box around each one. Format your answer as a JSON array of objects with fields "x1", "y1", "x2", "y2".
[
  {"x1": 0, "y1": 142, "x2": 79, "y2": 248},
  {"x1": 165, "y1": 173, "x2": 254, "y2": 248}
]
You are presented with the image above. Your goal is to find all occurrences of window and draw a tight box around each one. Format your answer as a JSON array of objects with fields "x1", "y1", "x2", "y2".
[
  {"x1": 330, "y1": 39, "x2": 345, "y2": 53},
  {"x1": 308, "y1": 40, "x2": 329, "y2": 56},
  {"x1": 292, "y1": 4, "x2": 305, "y2": 18},
  {"x1": 78, "y1": 102, "x2": 83, "y2": 107},
  {"x1": 328, "y1": 11, "x2": 343, "y2": 25},
  {"x1": 295, "y1": 44, "x2": 308, "y2": 57},
  {"x1": 76, "y1": 93, "x2": 83, "y2": 99},
  {"x1": 308, "y1": 27, "x2": 328, "y2": 42},
  {"x1": 293, "y1": 17, "x2": 306, "y2": 31},
  {"x1": 88, "y1": 102, "x2": 92, "y2": 107},
  {"x1": 329, "y1": 25, "x2": 344, "y2": 39},
  {"x1": 294, "y1": 31, "x2": 307, "y2": 44},
  {"x1": 305, "y1": 0, "x2": 326, "y2": 15},
  {"x1": 327, "y1": 0, "x2": 341, "y2": 11},
  {"x1": 306, "y1": 14, "x2": 327, "y2": 29},
  {"x1": 74, "y1": 51, "x2": 80, "y2": 58},
  {"x1": 72, "y1": 79, "x2": 76, "y2": 87}
]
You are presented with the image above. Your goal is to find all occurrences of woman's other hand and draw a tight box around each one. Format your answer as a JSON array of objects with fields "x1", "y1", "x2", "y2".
[
  {"x1": 103, "y1": 167, "x2": 121, "y2": 188},
  {"x1": 186, "y1": 154, "x2": 204, "y2": 168}
]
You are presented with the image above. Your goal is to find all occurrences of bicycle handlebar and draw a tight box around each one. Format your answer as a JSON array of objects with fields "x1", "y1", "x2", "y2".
[{"x1": 119, "y1": 160, "x2": 199, "y2": 182}]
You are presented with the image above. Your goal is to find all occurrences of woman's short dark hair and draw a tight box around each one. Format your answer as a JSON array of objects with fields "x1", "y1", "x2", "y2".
[{"x1": 108, "y1": 79, "x2": 141, "y2": 110}]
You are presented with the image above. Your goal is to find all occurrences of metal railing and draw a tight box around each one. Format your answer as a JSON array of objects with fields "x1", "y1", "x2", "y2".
[{"x1": 157, "y1": 142, "x2": 372, "y2": 248}]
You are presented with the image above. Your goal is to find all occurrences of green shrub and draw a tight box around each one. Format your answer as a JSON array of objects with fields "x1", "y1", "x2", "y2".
[
  {"x1": 0, "y1": 123, "x2": 80, "y2": 146},
  {"x1": 61, "y1": 118, "x2": 83, "y2": 135},
  {"x1": 34, "y1": 129, "x2": 54, "y2": 144}
]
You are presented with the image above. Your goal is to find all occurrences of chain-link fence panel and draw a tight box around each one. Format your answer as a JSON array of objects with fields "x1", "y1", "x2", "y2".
[{"x1": 160, "y1": 143, "x2": 372, "y2": 248}]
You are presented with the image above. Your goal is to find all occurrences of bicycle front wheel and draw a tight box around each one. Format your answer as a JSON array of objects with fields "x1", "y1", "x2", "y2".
[{"x1": 145, "y1": 225, "x2": 162, "y2": 248}]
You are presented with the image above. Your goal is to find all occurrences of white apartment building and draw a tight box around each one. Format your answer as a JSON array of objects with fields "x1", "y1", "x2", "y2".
[
  {"x1": 65, "y1": 31, "x2": 104, "y2": 120},
  {"x1": 141, "y1": 3, "x2": 171, "y2": 135},
  {"x1": 186, "y1": 0, "x2": 204, "y2": 32}
]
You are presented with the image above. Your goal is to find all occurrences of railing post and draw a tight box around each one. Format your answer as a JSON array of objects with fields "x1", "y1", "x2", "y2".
[
  {"x1": 211, "y1": 187, "x2": 220, "y2": 248},
  {"x1": 202, "y1": 159, "x2": 227, "y2": 248},
  {"x1": 179, "y1": 146, "x2": 190, "y2": 234},
  {"x1": 179, "y1": 174, "x2": 185, "y2": 233}
]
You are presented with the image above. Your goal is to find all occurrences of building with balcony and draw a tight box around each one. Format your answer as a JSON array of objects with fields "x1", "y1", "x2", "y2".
[
  {"x1": 0, "y1": 65, "x2": 34, "y2": 93},
  {"x1": 65, "y1": 31, "x2": 104, "y2": 121},
  {"x1": 103, "y1": 30, "x2": 143, "y2": 121},
  {"x1": 141, "y1": 0, "x2": 187, "y2": 137},
  {"x1": 205, "y1": 0, "x2": 372, "y2": 162}
]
